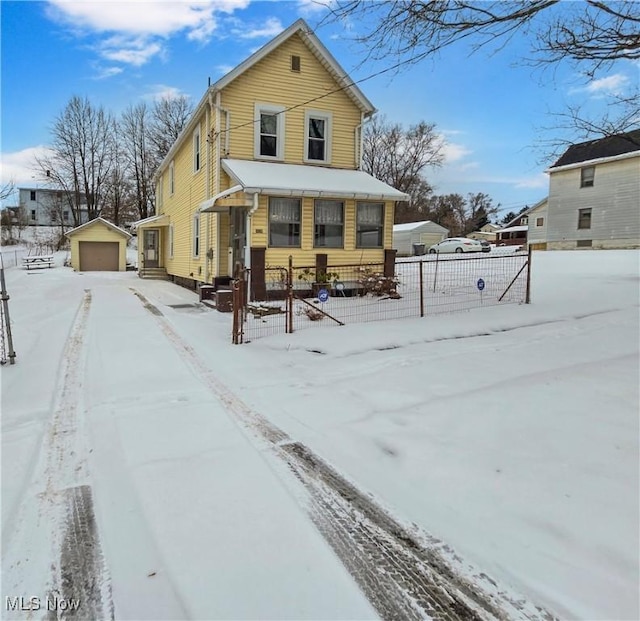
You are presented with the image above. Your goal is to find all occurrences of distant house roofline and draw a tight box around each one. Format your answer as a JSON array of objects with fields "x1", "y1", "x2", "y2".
[{"x1": 549, "y1": 129, "x2": 640, "y2": 171}]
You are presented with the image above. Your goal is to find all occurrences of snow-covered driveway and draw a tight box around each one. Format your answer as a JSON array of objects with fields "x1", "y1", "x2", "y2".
[{"x1": 2, "y1": 249, "x2": 638, "y2": 620}]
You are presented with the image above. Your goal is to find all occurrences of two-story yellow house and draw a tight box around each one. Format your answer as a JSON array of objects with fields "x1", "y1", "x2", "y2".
[{"x1": 136, "y1": 19, "x2": 408, "y2": 299}]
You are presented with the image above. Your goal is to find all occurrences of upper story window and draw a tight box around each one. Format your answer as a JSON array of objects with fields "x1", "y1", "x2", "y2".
[
  {"x1": 291, "y1": 55, "x2": 301, "y2": 72},
  {"x1": 169, "y1": 161, "x2": 175, "y2": 195},
  {"x1": 520, "y1": 216, "x2": 528, "y2": 225},
  {"x1": 305, "y1": 110, "x2": 332, "y2": 163},
  {"x1": 578, "y1": 208, "x2": 592, "y2": 230},
  {"x1": 269, "y1": 197, "x2": 300, "y2": 247},
  {"x1": 31, "y1": 210, "x2": 36, "y2": 220},
  {"x1": 193, "y1": 127, "x2": 201, "y2": 173},
  {"x1": 255, "y1": 104, "x2": 285, "y2": 160},
  {"x1": 356, "y1": 202, "x2": 384, "y2": 248},
  {"x1": 63, "y1": 211, "x2": 69, "y2": 221},
  {"x1": 314, "y1": 200, "x2": 343, "y2": 248},
  {"x1": 536, "y1": 217, "x2": 544, "y2": 227},
  {"x1": 30, "y1": 191, "x2": 36, "y2": 201},
  {"x1": 580, "y1": 166, "x2": 595, "y2": 188}
]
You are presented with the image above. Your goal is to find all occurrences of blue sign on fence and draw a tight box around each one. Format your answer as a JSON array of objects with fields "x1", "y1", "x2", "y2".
[
  {"x1": 317, "y1": 288, "x2": 329, "y2": 303},
  {"x1": 477, "y1": 278, "x2": 485, "y2": 291}
]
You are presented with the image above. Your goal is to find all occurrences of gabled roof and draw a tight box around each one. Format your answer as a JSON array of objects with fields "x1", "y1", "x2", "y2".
[
  {"x1": 157, "y1": 19, "x2": 375, "y2": 176},
  {"x1": 550, "y1": 129, "x2": 640, "y2": 169},
  {"x1": 212, "y1": 19, "x2": 375, "y2": 115},
  {"x1": 65, "y1": 217, "x2": 131, "y2": 239}
]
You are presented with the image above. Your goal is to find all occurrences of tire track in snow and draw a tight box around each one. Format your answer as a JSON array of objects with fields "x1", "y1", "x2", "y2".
[
  {"x1": 132, "y1": 288, "x2": 556, "y2": 621},
  {"x1": 2, "y1": 290, "x2": 114, "y2": 620}
]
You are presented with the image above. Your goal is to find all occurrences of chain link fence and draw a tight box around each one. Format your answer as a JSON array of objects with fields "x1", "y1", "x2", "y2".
[{"x1": 233, "y1": 249, "x2": 532, "y2": 344}]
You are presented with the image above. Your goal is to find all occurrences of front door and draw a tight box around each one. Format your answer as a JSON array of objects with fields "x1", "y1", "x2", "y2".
[
  {"x1": 144, "y1": 229, "x2": 159, "y2": 268},
  {"x1": 230, "y1": 208, "x2": 247, "y2": 277}
]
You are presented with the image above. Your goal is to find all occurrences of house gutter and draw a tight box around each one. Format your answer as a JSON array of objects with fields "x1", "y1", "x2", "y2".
[{"x1": 546, "y1": 149, "x2": 640, "y2": 173}]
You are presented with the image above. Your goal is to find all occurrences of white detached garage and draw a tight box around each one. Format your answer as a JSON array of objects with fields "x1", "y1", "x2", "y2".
[
  {"x1": 392, "y1": 220, "x2": 449, "y2": 256},
  {"x1": 66, "y1": 217, "x2": 131, "y2": 272}
]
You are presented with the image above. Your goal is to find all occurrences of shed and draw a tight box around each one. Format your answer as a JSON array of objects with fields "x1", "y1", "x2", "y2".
[
  {"x1": 66, "y1": 218, "x2": 131, "y2": 271},
  {"x1": 392, "y1": 221, "x2": 449, "y2": 256}
]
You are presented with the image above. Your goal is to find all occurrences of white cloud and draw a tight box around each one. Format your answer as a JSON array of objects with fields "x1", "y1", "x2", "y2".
[
  {"x1": 442, "y1": 142, "x2": 472, "y2": 163},
  {"x1": 45, "y1": 0, "x2": 251, "y2": 66},
  {"x1": 297, "y1": 0, "x2": 336, "y2": 16},
  {"x1": 514, "y1": 173, "x2": 548, "y2": 189},
  {"x1": 1, "y1": 146, "x2": 55, "y2": 204},
  {"x1": 143, "y1": 85, "x2": 190, "y2": 101},
  {"x1": 234, "y1": 17, "x2": 283, "y2": 39},
  {"x1": 98, "y1": 36, "x2": 163, "y2": 67},
  {"x1": 93, "y1": 66, "x2": 124, "y2": 80},
  {"x1": 585, "y1": 73, "x2": 630, "y2": 95}
]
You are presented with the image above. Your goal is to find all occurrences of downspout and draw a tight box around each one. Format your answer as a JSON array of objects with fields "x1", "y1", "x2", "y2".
[
  {"x1": 245, "y1": 192, "x2": 259, "y2": 299},
  {"x1": 204, "y1": 91, "x2": 213, "y2": 283},
  {"x1": 215, "y1": 91, "x2": 222, "y2": 277}
]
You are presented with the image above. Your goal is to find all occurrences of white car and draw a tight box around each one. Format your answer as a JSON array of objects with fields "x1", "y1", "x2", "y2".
[{"x1": 428, "y1": 238, "x2": 484, "y2": 254}]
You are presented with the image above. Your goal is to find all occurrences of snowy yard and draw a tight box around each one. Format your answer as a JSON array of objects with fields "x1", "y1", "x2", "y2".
[{"x1": 1, "y1": 249, "x2": 638, "y2": 619}]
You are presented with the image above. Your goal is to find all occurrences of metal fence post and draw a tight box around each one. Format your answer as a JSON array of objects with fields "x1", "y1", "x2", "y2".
[
  {"x1": 525, "y1": 244, "x2": 532, "y2": 304},
  {"x1": 419, "y1": 260, "x2": 425, "y2": 317},
  {"x1": 432, "y1": 251, "x2": 439, "y2": 292},
  {"x1": 287, "y1": 255, "x2": 294, "y2": 334}
]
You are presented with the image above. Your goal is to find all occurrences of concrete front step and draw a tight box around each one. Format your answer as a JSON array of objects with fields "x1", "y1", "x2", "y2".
[{"x1": 139, "y1": 269, "x2": 169, "y2": 280}]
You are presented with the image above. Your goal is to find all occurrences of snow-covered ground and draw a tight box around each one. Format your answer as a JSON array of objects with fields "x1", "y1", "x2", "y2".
[{"x1": 1, "y1": 250, "x2": 638, "y2": 619}]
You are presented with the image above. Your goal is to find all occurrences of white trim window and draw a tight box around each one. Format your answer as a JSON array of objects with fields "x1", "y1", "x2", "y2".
[
  {"x1": 157, "y1": 174, "x2": 163, "y2": 208},
  {"x1": 356, "y1": 202, "x2": 384, "y2": 248},
  {"x1": 169, "y1": 223, "x2": 174, "y2": 258},
  {"x1": 193, "y1": 126, "x2": 201, "y2": 173},
  {"x1": 304, "y1": 110, "x2": 332, "y2": 163},
  {"x1": 169, "y1": 161, "x2": 175, "y2": 195},
  {"x1": 193, "y1": 213, "x2": 200, "y2": 257},
  {"x1": 314, "y1": 200, "x2": 343, "y2": 248},
  {"x1": 255, "y1": 103, "x2": 285, "y2": 160},
  {"x1": 269, "y1": 197, "x2": 301, "y2": 247}
]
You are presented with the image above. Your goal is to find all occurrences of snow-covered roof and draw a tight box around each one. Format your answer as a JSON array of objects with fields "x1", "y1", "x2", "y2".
[
  {"x1": 496, "y1": 225, "x2": 528, "y2": 234},
  {"x1": 219, "y1": 159, "x2": 410, "y2": 201},
  {"x1": 132, "y1": 214, "x2": 169, "y2": 229},
  {"x1": 393, "y1": 220, "x2": 448, "y2": 233},
  {"x1": 65, "y1": 217, "x2": 131, "y2": 238}
]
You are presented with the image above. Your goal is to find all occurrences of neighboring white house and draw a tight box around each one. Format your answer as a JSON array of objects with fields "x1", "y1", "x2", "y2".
[
  {"x1": 392, "y1": 220, "x2": 449, "y2": 255},
  {"x1": 525, "y1": 198, "x2": 549, "y2": 249},
  {"x1": 18, "y1": 187, "x2": 90, "y2": 227},
  {"x1": 468, "y1": 222, "x2": 500, "y2": 241},
  {"x1": 545, "y1": 130, "x2": 640, "y2": 250}
]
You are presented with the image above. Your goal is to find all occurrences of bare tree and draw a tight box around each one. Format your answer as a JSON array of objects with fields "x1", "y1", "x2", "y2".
[
  {"x1": 327, "y1": 1, "x2": 640, "y2": 142},
  {"x1": 120, "y1": 103, "x2": 156, "y2": 220},
  {"x1": 149, "y1": 95, "x2": 194, "y2": 165},
  {"x1": 362, "y1": 115, "x2": 444, "y2": 221},
  {"x1": 0, "y1": 181, "x2": 15, "y2": 202},
  {"x1": 35, "y1": 96, "x2": 116, "y2": 223},
  {"x1": 327, "y1": 1, "x2": 639, "y2": 70}
]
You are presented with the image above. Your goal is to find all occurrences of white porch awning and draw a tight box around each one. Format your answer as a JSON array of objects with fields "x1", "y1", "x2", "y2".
[
  {"x1": 132, "y1": 214, "x2": 169, "y2": 229},
  {"x1": 220, "y1": 159, "x2": 410, "y2": 202}
]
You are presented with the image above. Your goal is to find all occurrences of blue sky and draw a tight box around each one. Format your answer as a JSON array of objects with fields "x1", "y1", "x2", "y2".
[{"x1": 2, "y1": 1, "x2": 638, "y2": 217}]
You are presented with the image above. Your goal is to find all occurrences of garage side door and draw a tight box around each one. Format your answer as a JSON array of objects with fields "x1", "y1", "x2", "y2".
[{"x1": 79, "y1": 241, "x2": 119, "y2": 271}]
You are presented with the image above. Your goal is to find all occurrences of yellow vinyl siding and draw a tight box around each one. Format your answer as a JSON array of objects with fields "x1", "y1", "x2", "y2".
[
  {"x1": 160, "y1": 114, "x2": 211, "y2": 282},
  {"x1": 221, "y1": 33, "x2": 361, "y2": 173},
  {"x1": 68, "y1": 221, "x2": 128, "y2": 271}
]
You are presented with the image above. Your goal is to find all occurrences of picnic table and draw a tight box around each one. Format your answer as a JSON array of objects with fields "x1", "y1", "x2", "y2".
[{"x1": 22, "y1": 255, "x2": 54, "y2": 270}]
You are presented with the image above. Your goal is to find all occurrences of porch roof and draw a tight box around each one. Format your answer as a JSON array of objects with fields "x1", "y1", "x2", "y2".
[
  {"x1": 220, "y1": 159, "x2": 410, "y2": 202},
  {"x1": 132, "y1": 214, "x2": 169, "y2": 229}
]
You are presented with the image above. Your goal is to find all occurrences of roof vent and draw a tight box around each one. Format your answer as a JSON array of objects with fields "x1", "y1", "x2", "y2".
[{"x1": 291, "y1": 55, "x2": 301, "y2": 72}]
